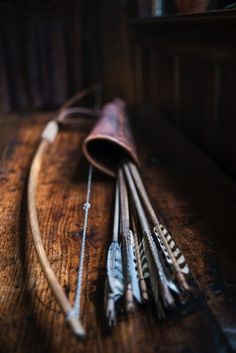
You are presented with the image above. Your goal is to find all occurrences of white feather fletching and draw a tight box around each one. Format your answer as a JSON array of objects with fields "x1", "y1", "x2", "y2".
[{"x1": 107, "y1": 242, "x2": 124, "y2": 300}]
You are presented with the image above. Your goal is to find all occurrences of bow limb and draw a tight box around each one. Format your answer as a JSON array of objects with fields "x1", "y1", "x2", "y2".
[{"x1": 27, "y1": 120, "x2": 85, "y2": 337}]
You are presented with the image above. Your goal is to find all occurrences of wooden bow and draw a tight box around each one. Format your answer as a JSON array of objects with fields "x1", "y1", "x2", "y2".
[{"x1": 27, "y1": 84, "x2": 100, "y2": 337}]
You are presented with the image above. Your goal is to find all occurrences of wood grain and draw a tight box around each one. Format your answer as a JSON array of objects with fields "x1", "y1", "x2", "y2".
[{"x1": 0, "y1": 110, "x2": 236, "y2": 353}]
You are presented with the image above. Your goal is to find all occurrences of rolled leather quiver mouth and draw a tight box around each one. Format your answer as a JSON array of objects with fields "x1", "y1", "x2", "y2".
[{"x1": 83, "y1": 98, "x2": 139, "y2": 177}]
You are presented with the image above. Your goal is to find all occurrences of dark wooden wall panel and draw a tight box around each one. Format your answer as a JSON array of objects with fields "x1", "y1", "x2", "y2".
[
  {"x1": 152, "y1": 49, "x2": 174, "y2": 118},
  {"x1": 101, "y1": 0, "x2": 135, "y2": 103},
  {"x1": 136, "y1": 46, "x2": 175, "y2": 116},
  {"x1": 81, "y1": 0, "x2": 103, "y2": 89},
  {"x1": 178, "y1": 57, "x2": 215, "y2": 150},
  {"x1": 0, "y1": 0, "x2": 135, "y2": 112},
  {"x1": 216, "y1": 68, "x2": 236, "y2": 177},
  {"x1": 0, "y1": 19, "x2": 28, "y2": 110},
  {"x1": 0, "y1": 1, "x2": 83, "y2": 112},
  {"x1": 132, "y1": 12, "x2": 236, "y2": 179},
  {"x1": 142, "y1": 47, "x2": 152, "y2": 105}
]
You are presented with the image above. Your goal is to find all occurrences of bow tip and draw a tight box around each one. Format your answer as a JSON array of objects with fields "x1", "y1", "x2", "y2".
[{"x1": 68, "y1": 317, "x2": 86, "y2": 338}]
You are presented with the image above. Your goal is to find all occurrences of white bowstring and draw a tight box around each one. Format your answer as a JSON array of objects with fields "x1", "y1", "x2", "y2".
[{"x1": 67, "y1": 164, "x2": 93, "y2": 320}]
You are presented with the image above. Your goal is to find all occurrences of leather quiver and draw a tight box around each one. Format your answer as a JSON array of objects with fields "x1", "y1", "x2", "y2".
[{"x1": 83, "y1": 98, "x2": 139, "y2": 177}]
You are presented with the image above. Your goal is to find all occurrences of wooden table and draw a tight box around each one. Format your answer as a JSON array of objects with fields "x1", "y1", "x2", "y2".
[{"x1": 0, "y1": 109, "x2": 235, "y2": 353}]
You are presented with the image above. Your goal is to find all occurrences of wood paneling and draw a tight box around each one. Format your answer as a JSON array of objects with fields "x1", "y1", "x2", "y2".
[
  {"x1": 0, "y1": 0, "x2": 136, "y2": 111},
  {"x1": 178, "y1": 57, "x2": 215, "y2": 150},
  {"x1": 216, "y1": 67, "x2": 236, "y2": 177},
  {"x1": 101, "y1": 0, "x2": 135, "y2": 103},
  {"x1": 132, "y1": 10, "x2": 236, "y2": 179},
  {"x1": 0, "y1": 1, "x2": 83, "y2": 111}
]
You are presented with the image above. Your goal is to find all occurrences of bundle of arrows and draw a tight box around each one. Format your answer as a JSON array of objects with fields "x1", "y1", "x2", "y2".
[
  {"x1": 104, "y1": 161, "x2": 190, "y2": 326},
  {"x1": 82, "y1": 96, "x2": 191, "y2": 325},
  {"x1": 28, "y1": 86, "x2": 191, "y2": 337}
]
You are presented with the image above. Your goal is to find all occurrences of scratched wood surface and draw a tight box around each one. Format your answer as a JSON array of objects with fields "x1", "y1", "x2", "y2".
[{"x1": 0, "y1": 109, "x2": 236, "y2": 353}]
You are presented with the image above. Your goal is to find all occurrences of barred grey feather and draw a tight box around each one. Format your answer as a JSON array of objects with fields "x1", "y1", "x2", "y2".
[
  {"x1": 132, "y1": 220, "x2": 150, "y2": 303},
  {"x1": 105, "y1": 241, "x2": 124, "y2": 326},
  {"x1": 143, "y1": 230, "x2": 176, "y2": 310},
  {"x1": 153, "y1": 224, "x2": 189, "y2": 275},
  {"x1": 139, "y1": 238, "x2": 150, "y2": 279},
  {"x1": 107, "y1": 242, "x2": 124, "y2": 298},
  {"x1": 142, "y1": 235, "x2": 165, "y2": 318},
  {"x1": 127, "y1": 230, "x2": 142, "y2": 303},
  {"x1": 153, "y1": 229, "x2": 172, "y2": 265},
  {"x1": 142, "y1": 236, "x2": 158, "y2": 299}
]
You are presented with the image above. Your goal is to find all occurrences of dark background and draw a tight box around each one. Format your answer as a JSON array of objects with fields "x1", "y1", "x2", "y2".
[{"x1": 0, "y1": 0, "x2": 236, "y2": 180}]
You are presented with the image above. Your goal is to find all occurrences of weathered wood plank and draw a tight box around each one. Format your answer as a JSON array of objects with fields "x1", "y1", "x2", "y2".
[{"x1": 0, "y1": 111, "x2": 235, "y2": 353}]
